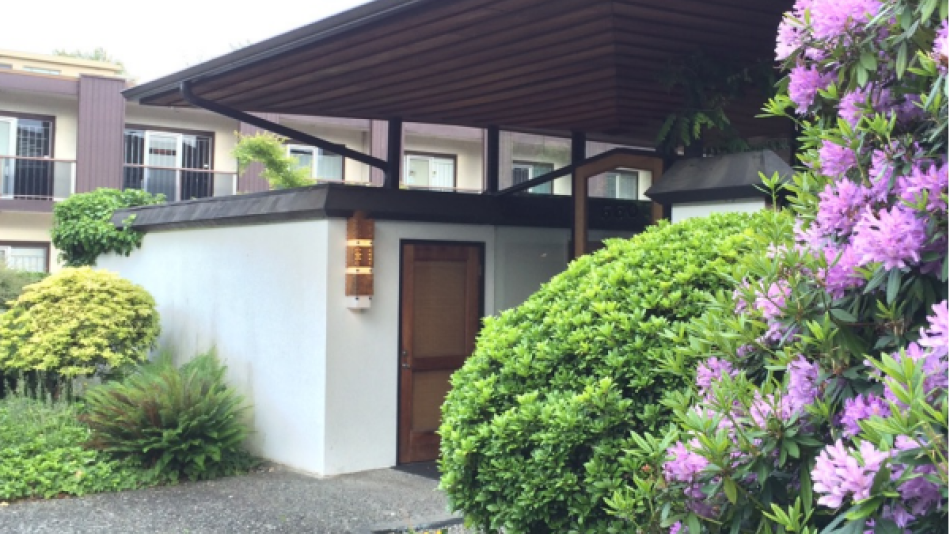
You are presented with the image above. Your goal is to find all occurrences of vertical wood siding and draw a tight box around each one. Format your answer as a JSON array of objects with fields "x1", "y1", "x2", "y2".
[
  {"x1": 76, "y1": 76, "x2": 126, "y2": 192},
  {"x1": 238, "y1": 114, "x2": 279, "y2": 193},
  {"x1": 369, "y1": 120, "x2": 388, "y2": 186}
]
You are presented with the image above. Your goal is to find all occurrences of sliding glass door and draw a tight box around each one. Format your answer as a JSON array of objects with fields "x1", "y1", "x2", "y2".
[{"x1": 0, "y1": 118, "x2": 14, "y2": 198}]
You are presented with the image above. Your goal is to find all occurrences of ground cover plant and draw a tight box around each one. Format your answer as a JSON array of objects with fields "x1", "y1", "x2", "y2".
[
  {"x1": 0, "y1": 267, "x2": 159, "y2": 387},
  {"x1": 439, "y1": 210, "x2": 792, "y2": 533},
  {"x1": 0, "y1": 394, "x2": 164, "y2": 501},
  {"x1": 51, "y1": 187, "x2": 164, "y2": 267},
  {"x1": 83, "y1": 351, "x2": 254, "y2": 481},
  {"x1": 608, "y1": 1, "x2": 948, "y2": 532}
]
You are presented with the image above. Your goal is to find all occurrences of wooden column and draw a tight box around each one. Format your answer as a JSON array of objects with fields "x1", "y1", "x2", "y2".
[
  {"x1": 384, "y1": 119, "x2": 403, "y2": 189},
  {"x1": 485, "y1": 126, "x2": 500, "y2": 193},
  {"x1": 570, "y1": 131, "x2": 587, "y2": 260}
]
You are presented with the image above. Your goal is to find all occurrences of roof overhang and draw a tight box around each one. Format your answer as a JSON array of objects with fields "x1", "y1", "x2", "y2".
[
  {"x1": 124, "y1": 0, "x2": 792, "y2": 145},
  {"x1": 644, "y1": 150, "x2": 793, "y2": 204}
]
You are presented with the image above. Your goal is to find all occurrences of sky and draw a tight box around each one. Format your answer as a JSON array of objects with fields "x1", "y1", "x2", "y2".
[{"x1": 1, "y1": 0, "x2": 369, "y2": 83}]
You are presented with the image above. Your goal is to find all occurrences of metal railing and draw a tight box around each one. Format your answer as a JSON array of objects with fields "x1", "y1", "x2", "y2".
[
  {"x1": 122, "y1": 165, "x2": 237, "y2": 202},
  {"x1": 0, "y1": 155, "x2": 76, "y2": 201}
]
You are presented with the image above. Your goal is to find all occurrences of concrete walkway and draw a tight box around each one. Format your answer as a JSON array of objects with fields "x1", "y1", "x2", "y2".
[{"x1": 0, "y1": 466, "x2": 465, "y2": 534}]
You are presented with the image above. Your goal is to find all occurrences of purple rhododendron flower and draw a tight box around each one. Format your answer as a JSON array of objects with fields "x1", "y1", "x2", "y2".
[
  {"x1": 851, "y1": 205, "x2": 927, "y2": 270},
  {"x1": 840, "y1": 393, "x2": 889, "y2": 436},
  {"x1": 822, "y1": 245, "x2": 864, "y2": 298},
  {"x1": 919, "y1": 300, "x2": 948, "y2": 358},
  {"x1": 935, "y1": 19, "x2": 949, "y2": 72},
  {"x1": 695, "y1": 357, "x2": 736, "y2": 395},
  {"x1": 818, "y1": 141, "x2": 858, "y2": 177},
  {"x1": 789, "y1": 64, "x2": 831, "y2": 113},
  {"x1": 669, "y1": 522, "x2": 683, "y2": 534},
  {"x1": 786, "y1": 355, "x2": 820, "y2": 414},
  {"x1": 813, "y1": 440, "x2": 888, "y2": 508},
  {"x1": 808, "y1": 0, "x2": 882, "y2": 41},
  {"x1": 899, "y1": 161, "x2": 949, "y2": 213},
  {"x1": 881, "y1": 342, "x2": 948, "y2": 408},
  {"x1": 838, "y1": 86, "x2": 889, "y2": 127},
  {"x1": 816, "y1": 179, "x2": 873, "y2": 236}
]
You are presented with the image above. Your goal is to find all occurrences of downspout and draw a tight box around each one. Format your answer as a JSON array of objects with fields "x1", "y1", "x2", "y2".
[{"x1": 179, "y1": 81, "x2": 391, "y2": 174}]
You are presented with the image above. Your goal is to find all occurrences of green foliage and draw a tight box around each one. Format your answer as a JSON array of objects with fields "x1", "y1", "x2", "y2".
[
  {"x1": 0, "y1": 265, "x2": 46, "y2": 311},
  {"x1": 53, "y1": 47, "x2": 126, "y2": 74},
  {"x1": 51, "y1": 188, "x2": 164, "y2": 267},
  {"x1": 233, "y1": 132, "x2": 315, "y2": 189},
  {"x1": 0, "y1": 267, "x2": 160, "y2": 379},
  {"x1": 656, "y1": 51, "x2": 778, "y2": 155},
  {"x1": 439, "y1": 210, "x2": 793, "y2": 533},
  {"x1": 83, "y1": 351, "x2": 254, "y2": 481},
  {"x1": 0, "y1": 394, "x2": 164, "y2": 501}
]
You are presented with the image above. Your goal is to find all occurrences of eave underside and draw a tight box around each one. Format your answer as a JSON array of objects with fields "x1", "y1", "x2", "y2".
[{"x1": 134, "y1": 0, "x2": 792, "y2": 144}]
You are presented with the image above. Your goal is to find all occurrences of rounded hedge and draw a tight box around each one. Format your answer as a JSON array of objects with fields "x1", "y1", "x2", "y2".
[
  {"x1": 439, "y1": 211, "x2": 788, "y2": 533},
  {"x1": 0, "y1": 267, "x2": 160, "y2": 379}
]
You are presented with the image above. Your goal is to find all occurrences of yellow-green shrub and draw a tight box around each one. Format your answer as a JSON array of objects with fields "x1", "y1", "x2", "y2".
[{"x1": 0, "y1": 267, "x2": 159, "y2": 378}]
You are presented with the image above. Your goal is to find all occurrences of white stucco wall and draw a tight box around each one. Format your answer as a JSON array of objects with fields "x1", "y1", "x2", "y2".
[
  {"x1": 98, "y1": 216, "x2": 641, "y2": 476},
  {"x1": 98, "y1": 220, "x2": 331, "y2": 474},
  {"x1": 280, "y1": 118, "x2": 372, "y2": 183},
  {"x1": 670, "y1": 198, "x2": 766, "y2": 223}
]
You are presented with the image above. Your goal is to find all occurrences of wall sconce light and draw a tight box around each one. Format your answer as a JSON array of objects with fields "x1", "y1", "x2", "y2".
[{"x1": 345, "y1": 211, "x2": 374, "y2": 310}]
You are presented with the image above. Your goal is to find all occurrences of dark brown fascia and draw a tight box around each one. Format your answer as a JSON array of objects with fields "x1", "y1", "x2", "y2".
[{"x1": 111, "y1": 183, "x2": 652, "y2": 233}]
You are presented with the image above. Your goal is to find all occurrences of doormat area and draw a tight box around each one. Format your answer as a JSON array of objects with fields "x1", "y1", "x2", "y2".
[
  {"x1": 369, "y1": 517, "x2": 466, "y2": 534},
  {"x1": 392, "y1": 461, "x2": 440, "y2": 481}
]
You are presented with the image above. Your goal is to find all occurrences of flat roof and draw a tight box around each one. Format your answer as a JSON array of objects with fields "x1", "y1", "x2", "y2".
[{"x1": 124, "y1": 0, "x2": 792, "y2": 145}]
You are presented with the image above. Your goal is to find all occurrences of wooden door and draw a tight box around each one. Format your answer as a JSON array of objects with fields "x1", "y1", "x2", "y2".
[{"x1": 399, "y1": 242, "x2": 482, "y2": 464}]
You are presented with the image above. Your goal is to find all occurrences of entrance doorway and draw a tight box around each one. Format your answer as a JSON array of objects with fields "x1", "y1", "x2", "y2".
[{"x1": 398, "y1": 242, "x2": 483, "y2": 464}]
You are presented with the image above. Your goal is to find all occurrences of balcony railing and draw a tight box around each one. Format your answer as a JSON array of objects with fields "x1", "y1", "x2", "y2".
[
  {"x1": 0, "y1": 155, "x2": 76, "y2": 201},
  {"x1": 123, "y1": 165, "x2": 237, "y2": 202}
]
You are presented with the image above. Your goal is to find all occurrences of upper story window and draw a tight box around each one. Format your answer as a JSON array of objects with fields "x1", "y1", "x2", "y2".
[
  {"x1": 512, "y1": 161, "x2": 554, "y2": 194},
  {"x1": 287, "y1": 145, "x2": 344, "y2": 182},
  {"x1": 0, "y1": 114, "x2": 55, "y2": 199},
  {"x1": 123, "y1": 127, "x2": 214, "y2": 200},
  {"x1": 604, "y1": 170, "x2": 639, "y2": 200},
  {"x1": 404, "y1": 152, "x2": 456, "y2": 190},
  {"x1": 0, "y1": 64, "x2": 11, "y2": 70},
  {"x1": 22, "y1": 66, "x2": 60, "y2": 75}
]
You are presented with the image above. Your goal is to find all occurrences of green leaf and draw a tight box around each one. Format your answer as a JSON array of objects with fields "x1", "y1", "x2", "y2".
[{"x1": 723, "y1": 477, "x2": 738, "y2": 504}]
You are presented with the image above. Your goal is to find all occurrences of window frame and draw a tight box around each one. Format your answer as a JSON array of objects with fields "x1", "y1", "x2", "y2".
[
  {"x1": 403, "y1": 150, "x2": 458, "y2": 189},
  {"x1": 512, "y1": 160, "x2": 555, "y2": 194},
  {"x1": 0, "y1": 241, "x2": 51, "y2": 273},
  {"x1": 0, "y1": 110, "x2": 57, "y2": 158},
  {"x1": 604, "y1": 169, "x2": 639, "y2": 200},
  {"x1": 286, "y1": 144, "x2": 347, "y2": 182}
]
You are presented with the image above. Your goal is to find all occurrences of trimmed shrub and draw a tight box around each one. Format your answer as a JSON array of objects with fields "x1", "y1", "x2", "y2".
[
  {"x1": 439, "y1": 210, "x2": 792, "y2": 533},
  {"x1": 0, "y1": 394, "x2": 163, "y2": 500},
  {"x1": 83, "y1": 351, "x2": 253, "y2": 481},
  {"x1": 0, "y1": 265, "x2": 47, "y2": 311},
  {"x1": 0, "y1": 267, "x2": 160, "y2": 381},
  {"x1": 51, "y1": 187, "x2": 164, "y2": 267},
  {"x1": 233, "y1": 132, "x2": 315, "y2": 189}
]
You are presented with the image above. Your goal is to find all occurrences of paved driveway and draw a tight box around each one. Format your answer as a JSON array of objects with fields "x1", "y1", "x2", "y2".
[{"x1": 0, "y1": 467, "x2": 463, "y2": 534}]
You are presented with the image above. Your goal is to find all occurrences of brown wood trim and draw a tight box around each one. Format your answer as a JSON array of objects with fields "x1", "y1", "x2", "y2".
[
  {"x1": 0, "y1": 240, "x2": 52, "y2": 272},
  {"x1": 408, "y1": 355, "x2": 468, "y2": 372},
  {"x1": 125, "y1": 124, "x2": 217, "y2": 171},
  {"x1": 404, "y1": 151, "x2": 458, "y2": 188},
  {"x1": 0, "y1": 110, "x2": 57, "y2": 158}
]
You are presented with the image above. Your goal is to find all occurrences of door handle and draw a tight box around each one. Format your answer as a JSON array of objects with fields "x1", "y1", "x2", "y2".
[
  {"x1": 401, "y1": 362, "x2": 411, "y2": 369},
  {"x1": 401, "y1": 350, "x2": 410, "y2": 369}
]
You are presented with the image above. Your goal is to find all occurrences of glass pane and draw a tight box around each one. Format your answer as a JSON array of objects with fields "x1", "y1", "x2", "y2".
[
  {"x1": 0, "y1": 120, "x2": 13, "y2": 197},
  {"x1": 16, "y1": 119, "x2": 51, "y2": 157},
  {"x1": 407, "y1": 157, "x2": 430, "y2": 187},
  {"x1": 316, "y1": 149, "x2": 343, "y2": 181},
  {"x1": 289, "y1": 147, "x2": 315, "y2": 176},
  {"x1": 123, "y1": 130, "x2": 145, "y2": 165},
  {"x1": 8, "y1": 247, "x2": 47, "y2": 272},
  {"x1": 430, "y1": 157, "x2": 454, "y2": 189},
  {"x1": 145, "y1": 134, "x2": 179, "y2": 200},
  {"x1": 0, "y1": 120, "x2": 13, "y2": 156}
]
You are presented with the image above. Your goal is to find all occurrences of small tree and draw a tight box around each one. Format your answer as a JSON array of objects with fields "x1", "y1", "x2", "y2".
[
  {"x1": 51, "y1": 188, "x2": 164, "y2": 267},
  {"x1": 0, "y1": 267, "x2": 160, "y2": 380},
  {"x1": 233, "y1": 132, "x2": 315, "y2": 190}
]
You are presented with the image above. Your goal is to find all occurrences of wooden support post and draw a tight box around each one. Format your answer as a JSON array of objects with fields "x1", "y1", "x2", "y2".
[
  {"x1": 570, "y1": 131, "x2": 587, "y2": 260},
  {"x1": 385, "y1": 118, "x2": 403, "y2": 189},
  {"x1": 485, "y1": 126, "x2": 500, "y2": 194}
]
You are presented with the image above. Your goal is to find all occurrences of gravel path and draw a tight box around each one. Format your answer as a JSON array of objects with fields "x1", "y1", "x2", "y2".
[{"x1": 0, "y1": 466, "x2": 468, "y2": 533}]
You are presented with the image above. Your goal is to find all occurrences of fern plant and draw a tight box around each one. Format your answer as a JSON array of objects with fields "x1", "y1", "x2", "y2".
[{"x1": 82, "y1": 350, "x2": 253, "y2": 481}]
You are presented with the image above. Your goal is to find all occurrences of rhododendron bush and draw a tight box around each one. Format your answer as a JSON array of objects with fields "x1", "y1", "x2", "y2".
[{"x1": 609, "y1": 1, "x2": 948, "y2": 533}]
